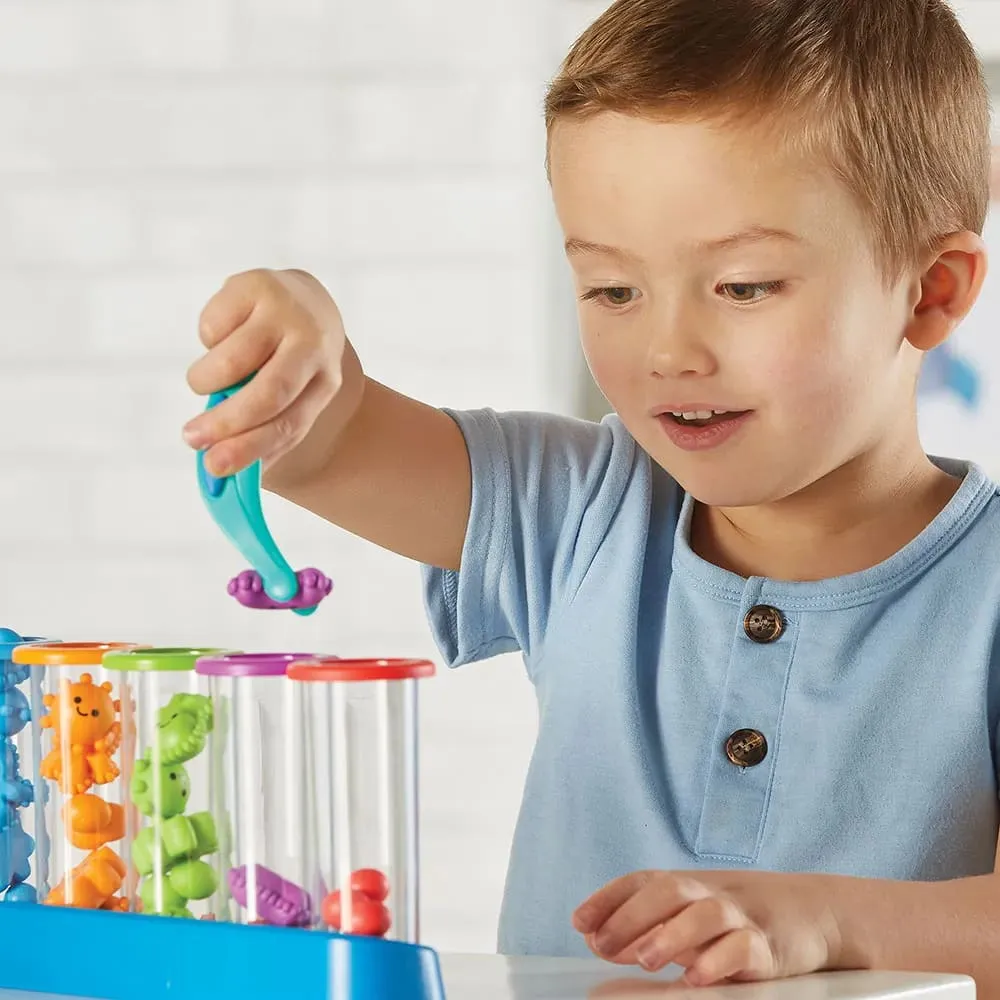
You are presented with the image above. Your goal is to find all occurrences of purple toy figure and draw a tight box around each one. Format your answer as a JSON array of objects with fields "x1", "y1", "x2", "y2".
[
  {"x1": 228, "y1": 864, "x2": 312, "y2": 928},
  {"x1": 227, "y1": 568, "x2": 332, "y2": 612}
]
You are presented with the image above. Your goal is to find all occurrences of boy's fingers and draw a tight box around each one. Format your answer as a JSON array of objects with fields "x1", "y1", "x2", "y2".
[
  {"x1": 584, "y1": 933, "x2": 643, "y2": 967},
  {"x1": 197, "y1": 271, "x2": 262, "y2": 348},
  {"x1": 632, "y1": 895, "x2": 749, "y2": 972},
  {"x1": 186, "y1": 317, "x2": 279, "y2": 398},
  {"x1": 591, "y1": 880, "x2": 704, "y2": 960},
  {"x1": 577, "y1": 874, "x2": 720, "y2": 962},
  {"x1": 258, "y1": 373, "x2": 337, "y2": 469},
  {"x1": 685, "y1": 927, "x2": 774, "y2": 986},
  {"x1": 184, "y1": 336, "x2": 317, "y2": 448},
  {"x1": 201, "y1": 375, "x2": 332, "y2": 478},
  {"x1": 573, "y1": 872, "x2": 662, "y2": 934}
]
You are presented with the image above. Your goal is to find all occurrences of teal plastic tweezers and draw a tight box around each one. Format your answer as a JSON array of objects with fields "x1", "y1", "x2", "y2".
[{"x1": 195, "y1": 382, "x2": 331, "y2": 616}]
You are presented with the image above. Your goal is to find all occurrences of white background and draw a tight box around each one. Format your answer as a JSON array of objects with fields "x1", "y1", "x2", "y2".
[{"x1": 1, "y1": 0, "x2": 1000, "y2": 954}]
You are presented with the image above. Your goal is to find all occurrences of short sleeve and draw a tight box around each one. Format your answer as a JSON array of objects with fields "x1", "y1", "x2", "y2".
[{"x1": 421, "y1": 407, "x2": 639, "y2": 671}]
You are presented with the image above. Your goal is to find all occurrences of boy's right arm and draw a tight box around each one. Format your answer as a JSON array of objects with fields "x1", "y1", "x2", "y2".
[{"x1": 184, "y1": 269, "x2": 471, "y2": 571}]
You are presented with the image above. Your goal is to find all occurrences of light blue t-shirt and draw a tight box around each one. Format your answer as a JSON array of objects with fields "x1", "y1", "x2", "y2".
[{"x1": 422, "y1": 409, "x2": 1000, "y2": 958}]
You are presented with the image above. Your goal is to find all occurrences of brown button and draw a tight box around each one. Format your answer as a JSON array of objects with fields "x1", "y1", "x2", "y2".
[
  {"x1": 725, "y1": 729, "x2": 768, "y2": 767},
  {"x1": 743, "y1": 605, "x2": 784, "y2": 643}
]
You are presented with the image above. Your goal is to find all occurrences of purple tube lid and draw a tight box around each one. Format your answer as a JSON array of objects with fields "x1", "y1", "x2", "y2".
[{"x1": 194, "y1": 652, "x2": 327, "y2": 678}]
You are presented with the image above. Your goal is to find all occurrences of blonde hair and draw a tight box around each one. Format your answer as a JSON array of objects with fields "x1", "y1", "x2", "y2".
[{"x1": 544, "y1": 0, "x2": 991, "y2": 276}]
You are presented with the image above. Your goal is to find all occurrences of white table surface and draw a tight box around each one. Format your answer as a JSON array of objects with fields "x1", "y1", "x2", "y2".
[
  {"x1": 440, "y1": 956, "x2": 976, "y2": 1000},
  {"x1": 0, "y1": 956, "x2": 974, "y2": 999}
]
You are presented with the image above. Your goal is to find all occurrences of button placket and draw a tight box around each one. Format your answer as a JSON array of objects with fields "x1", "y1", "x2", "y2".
[{"x1": 695, "y1": 588, "x2": 795, "y2": 861}]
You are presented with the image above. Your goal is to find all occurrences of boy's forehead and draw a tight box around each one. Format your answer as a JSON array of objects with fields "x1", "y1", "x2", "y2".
[{"x1": 549, "y1": 112, "x2": 860, "y2": 256}]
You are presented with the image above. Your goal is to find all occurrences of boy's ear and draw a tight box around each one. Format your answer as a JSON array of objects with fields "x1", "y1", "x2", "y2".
[{"x1": 904, "y1": 231, "x2": 988, "y2": 351}]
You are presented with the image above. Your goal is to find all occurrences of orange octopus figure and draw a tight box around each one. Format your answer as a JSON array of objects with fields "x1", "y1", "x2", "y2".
[
  {"x1": 63, "y1": 792, "x2": 125, "y2": 850},
  {"x1": 44, "y1": 792, "x2": 128, "y2": 909},
  {"x1": 46, "y1": 846, "x2": 127, "y2": 910},
  {"x1": 39, "y1": 674, "x2": 122, "y2": 795}
]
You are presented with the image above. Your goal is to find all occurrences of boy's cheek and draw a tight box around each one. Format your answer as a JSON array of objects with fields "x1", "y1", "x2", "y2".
[
  {"x1": 727, "y1": 328, "x2": 844, "y2": 403},
  {"x1": 581, "y1": 345, "x2": 636, "y2": 409}
]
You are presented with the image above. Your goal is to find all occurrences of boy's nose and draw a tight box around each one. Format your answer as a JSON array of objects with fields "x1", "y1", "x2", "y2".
[{"x1": 646, "y1": 325, "x2": 717, "y2": 378}]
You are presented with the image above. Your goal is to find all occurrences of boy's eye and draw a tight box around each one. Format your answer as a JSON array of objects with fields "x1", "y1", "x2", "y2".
[
  {"x1": 718, "y1": 280, "x2": 784, "y2": 303},
  {"x1": 581, "y1": 286, "x2": 640, "y2": 308}
]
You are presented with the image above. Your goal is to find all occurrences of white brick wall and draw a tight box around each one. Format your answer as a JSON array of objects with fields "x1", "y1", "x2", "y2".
[{"x1": 0, "y1": 0, "x2": 575, "y2": 953}]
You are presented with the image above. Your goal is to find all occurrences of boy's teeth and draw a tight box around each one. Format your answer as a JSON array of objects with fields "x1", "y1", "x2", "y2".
[{"x1": 671, "y1": 409, "x2": 730, "y2": 420}]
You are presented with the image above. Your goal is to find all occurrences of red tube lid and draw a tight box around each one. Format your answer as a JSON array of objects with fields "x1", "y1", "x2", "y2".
[{"x1": 286, "y1": 657, "x2": 435, "y2": 683}]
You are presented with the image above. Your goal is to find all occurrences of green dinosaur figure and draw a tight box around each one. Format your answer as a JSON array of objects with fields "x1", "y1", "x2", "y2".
[
  {"x1": 154, "y1": 692, "x2": 213, "y2": 766},
  {"x1": 129, "y1": 693, "x2": 218, "y2": 918}
]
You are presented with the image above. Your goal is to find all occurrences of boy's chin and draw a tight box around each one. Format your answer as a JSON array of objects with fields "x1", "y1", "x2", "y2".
[{"x1": 666, "y1": 465, "x2": 799, "y2": 509}]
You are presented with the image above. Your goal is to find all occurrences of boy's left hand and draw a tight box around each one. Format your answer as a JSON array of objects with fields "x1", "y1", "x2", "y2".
[{"x1": 572, "y1": 869, "x2": 845, "y2": 986}]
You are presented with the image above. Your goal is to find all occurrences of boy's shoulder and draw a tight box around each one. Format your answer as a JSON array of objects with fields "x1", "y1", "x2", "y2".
[
  {"x1": 423, "y1": 408, "x2": 675, "y2": 668},
  {"x1": 920, "y1": 458, "x2": 1000, "y2": 575},
  {"x1": 445, "y1": 404, "x2": 663, "y2": 507},
  {"x1": 916, "y1": 458, "x2": 1000, "y2": 603},
  {"x1": 448, "y1": 405, "x2": 677, "y2": 551}
]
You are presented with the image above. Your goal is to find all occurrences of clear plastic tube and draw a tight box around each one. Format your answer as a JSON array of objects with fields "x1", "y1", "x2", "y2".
[
  {"x1": 103, "y1": 647, "x2": 224, "y2": 918},
  {"x1": 287, "y1": 657, "x2": 434, "y2": 943},
  {"x1": 13, "y1": 642, "x2": 139, "y2": 910},
  {"x1": 195, "y1": 652, "x2": 315, "y2": 927}
]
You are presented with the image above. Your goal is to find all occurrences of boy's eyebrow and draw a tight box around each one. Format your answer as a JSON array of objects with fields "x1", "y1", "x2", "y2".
[
  {"x1": 697, "y1": 226, "x2": 804, "y2": 252},
  {"x1": 564, "y1": 238, "x2": 641, "y2": 262},
  {"x1": 564, "y1": 226, "x2": 803, "y2": 261}
]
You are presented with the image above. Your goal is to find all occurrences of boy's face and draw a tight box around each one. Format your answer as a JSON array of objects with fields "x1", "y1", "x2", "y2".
[{"x1": 550, "y1": 113, "x2": 923, "y2": 507}]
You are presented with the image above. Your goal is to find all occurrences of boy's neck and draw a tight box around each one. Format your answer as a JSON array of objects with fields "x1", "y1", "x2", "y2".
[{"x1": 689, "y1": 442, "x2": 963, "y2": 583}]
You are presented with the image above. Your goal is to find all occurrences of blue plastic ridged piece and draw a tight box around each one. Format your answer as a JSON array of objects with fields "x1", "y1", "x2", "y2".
[
  {"x1": 0, "y1": 904, "x2": 447, "y2": 1000},
  {"x1": 0, "y1": 628, "x2": 42, "y2": 905}
]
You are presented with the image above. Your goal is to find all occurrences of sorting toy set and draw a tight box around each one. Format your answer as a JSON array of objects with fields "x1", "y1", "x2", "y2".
[{"x1": 0, "y1": 380, "x2": 446, "y2": 1000}]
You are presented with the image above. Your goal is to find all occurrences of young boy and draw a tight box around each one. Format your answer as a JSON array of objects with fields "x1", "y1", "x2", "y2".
[{"x1": 183, "y1": 0, "x2": 1000, "y2": 990}]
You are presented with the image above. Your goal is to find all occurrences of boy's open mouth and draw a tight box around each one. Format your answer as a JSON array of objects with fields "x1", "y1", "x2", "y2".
[{"x1": 666, "y1": 409, "x2": 750, "y2": 427}]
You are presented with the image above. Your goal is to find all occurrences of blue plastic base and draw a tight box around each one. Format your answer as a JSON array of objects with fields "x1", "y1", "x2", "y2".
[{"x1": 0, "y1": 903, "x2": 447, "y2": 1000}]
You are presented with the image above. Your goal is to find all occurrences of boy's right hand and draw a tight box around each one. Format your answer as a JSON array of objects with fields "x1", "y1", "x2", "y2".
[
  {"x1": 183, "y1": 267, "x2": 471, "y2": 570},
  {"x1": 183, "y1": 268, "x2": 346, "y2": 480}
]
